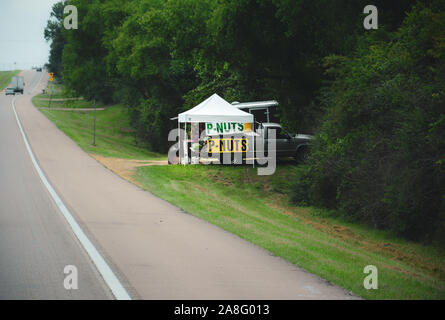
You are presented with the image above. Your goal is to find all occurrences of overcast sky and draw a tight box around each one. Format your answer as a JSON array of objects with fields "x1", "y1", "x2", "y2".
[{"x1": 0, "y1": 0, "x2": 60, "y2": 71}]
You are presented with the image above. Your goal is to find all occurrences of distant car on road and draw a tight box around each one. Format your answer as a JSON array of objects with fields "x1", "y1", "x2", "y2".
[
  {"x1": 36, "y1": 67, "x2": 42, "y2": 72},
  {"x1": 5, "y1": 88, "x2": 15, "y2": 95}
]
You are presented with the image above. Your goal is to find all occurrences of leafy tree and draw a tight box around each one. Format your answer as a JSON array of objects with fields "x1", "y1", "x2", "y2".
[
  {"x1": 204, "y1": 0, "x2": 415, "y2": 133},
  {"x1": 292, "y1": 1, "x2": 445, "y2": 244},
  {"x1": 107, "y1": 0, "x2": 214, "y2": 151},
  {"x1": 62, "y1": 0, "x2": 129, "y2": 102},
  {"x1": 54, "y1": 0, "x2": 417, "y2": 148},
  {"x1": 44, "y1": 0, "x2": 68, "y2": 76}
]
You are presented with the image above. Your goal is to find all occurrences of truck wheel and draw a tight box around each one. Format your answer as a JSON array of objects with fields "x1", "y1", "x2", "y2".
[{"x1": 295, "y1": 146, "x2": 309, "y2": 163}]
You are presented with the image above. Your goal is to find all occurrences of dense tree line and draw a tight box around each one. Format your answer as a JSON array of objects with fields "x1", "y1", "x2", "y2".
[
  {"x1": 44, "y1": 0, "x2": 68, "y2": 77},
  {"x1": 45, "y1": 0, "x2": 414, "y2": 147},
  {"x1": 292, "y1": 1, "x2": 445, "y2": 244},
  {"x1": 45, "y1": 0, "x2": 444, "y2": 243}
]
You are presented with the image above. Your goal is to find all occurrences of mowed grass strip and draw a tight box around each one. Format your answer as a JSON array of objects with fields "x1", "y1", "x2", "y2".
[
  {"x1": 33, "y1": 97, "x2": 98, "y2": 109},
  {"x1": 0, "y1": 70, "x2": 20, "y2": 90},
  {"x1": 32, "y1": 84, "x2": 92, "y2": 109},
  {"x1": 34, "y1": 81, "x2": 68, "y2": 99},
  {"x1": 39, "y1": 104, "x2": 164, "y2": 160},
  {"x1": 134, "y1": 165, "x2": 445, "y2": 300}
]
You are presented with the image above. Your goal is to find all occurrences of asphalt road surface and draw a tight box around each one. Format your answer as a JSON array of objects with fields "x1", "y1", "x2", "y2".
[
  {"x1": 0, "y1": 72, "x2": 113, "y2": 299},
  {"x1": 1, "y1": 70, "x2": 358, "y2": 300}
]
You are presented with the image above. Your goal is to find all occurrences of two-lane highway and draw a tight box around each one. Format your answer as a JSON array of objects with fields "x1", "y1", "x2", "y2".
[{"x1": 0, "y1": 71, "x2": 113, "y2": 299}]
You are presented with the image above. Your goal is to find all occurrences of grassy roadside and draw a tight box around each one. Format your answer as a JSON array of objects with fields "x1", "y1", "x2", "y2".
[
  {"x1": 39, "y1": 105, "x2": 164, "y2": 160},
  {"x1": 0, "y1": 70, "x2": 20, "y2": 90},
  {"x1": 32, "y1": 82, "x2": 95, "y2": 109},
  {"x1": 33, "y1": 96, "x2": 103, "y2": 109},
  {"x1": 33, "y1": 87, "x2": 445, "y2": 299},
  {"x1": 32, "y1": 81, "x2": 164, "y2": 160},
  {"x1": 35, "y1": 81, "x2": 67, "y2": 99},
  {"x1": 134, "y1": 165, "x2": 445, "y2": 299}
]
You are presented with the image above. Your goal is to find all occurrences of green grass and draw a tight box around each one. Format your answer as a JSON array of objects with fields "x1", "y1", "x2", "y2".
[
  {"x1": 33, "y1": 80, "x2": 163, "y2": 160},
  {"x1": 0, "y1": 70, "x2": 20, "y2": 90},
  {"x1": 36, "y1": 81, "x2": 69, "y2": 99},
  {"x1": 32, "y1": 96, "x2": 102, "y2": 109},
  {"x1": 134, "y1": 165, "x2": 445, "y2": 299},
  {"x1": 32, "y1": 79, "x2": 109, "y2": 109},
  {"x1": 39, "y1": 104, "x2": 164, "y2": 160},
  {"x1": 34, "y1": 82, "x2": 445, "y2": 300}
]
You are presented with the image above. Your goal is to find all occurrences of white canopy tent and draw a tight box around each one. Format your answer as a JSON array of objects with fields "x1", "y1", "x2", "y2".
[
  {"x1": 178, "y1": 93, "x2": 254, "y2": 123},
  {"x1": 177, "y1": 93, "x2": 254, "y2": 165}
]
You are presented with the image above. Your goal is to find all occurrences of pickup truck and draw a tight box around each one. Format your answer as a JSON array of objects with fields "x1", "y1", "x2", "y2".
[
  {"x1": 201, "y1": 122, "x2": 312, "y2": 163},
  {"x1": 256, "y1": 123, "x2": 313, "y2": 162}
]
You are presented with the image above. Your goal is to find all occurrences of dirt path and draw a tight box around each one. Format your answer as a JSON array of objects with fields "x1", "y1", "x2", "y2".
[{"x1": 90, "y1": 155, "x2": 167, "y2": 185}]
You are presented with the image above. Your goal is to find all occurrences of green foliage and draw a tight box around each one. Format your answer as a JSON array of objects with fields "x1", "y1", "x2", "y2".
[
  {"x1": 61, "y1": 0, "x2": 129, "y2": 103},
  {"x1": 204, "y1": 0, "x2": 415, "y2": 132},
  {"x1": 39, "y1": 103, "x2": 164, "y2": 160},
  {"x1": 103, "y1": 0, "x2": 215, "y2": 152},
  {"x1": 51, "y1": 0, "x2": 418, "y2": 149},
  {"x1": 292, "y1": 1, "x2": 445, "y2": 244},
  {"x1": 55, "y1": 0, "x2": 416, "y2": 152},
  {"x1": 44, "y1": 0, "x2": 68, "y2": 76}
]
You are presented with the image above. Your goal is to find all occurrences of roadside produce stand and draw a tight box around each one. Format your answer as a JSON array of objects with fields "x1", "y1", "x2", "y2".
[{"x1": 176, "y1": 94, "x2": 254, "y2": 165}]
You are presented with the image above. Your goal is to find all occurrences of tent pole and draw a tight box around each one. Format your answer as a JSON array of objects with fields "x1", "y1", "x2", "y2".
[
  {"x1": 253, "y1": 126, "x2": 255, "y2": 169},
  {"x1": 183, "y1": 122, "x2": 185, "y2": 166},
  {"x1": 178, "y1": 120, "x2": 180, "y2": 165},
  {"x1": 184, "y1": 122, "x2": 187, "y2": 166}
]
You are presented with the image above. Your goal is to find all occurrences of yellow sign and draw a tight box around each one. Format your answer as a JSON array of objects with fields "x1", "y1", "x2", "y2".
[
  {"x1": 49, "y1": 72, "x2": 54, "y2": 82},
  {"x1": 205, "y1": 138, "x2": 249, "y2": 153}
]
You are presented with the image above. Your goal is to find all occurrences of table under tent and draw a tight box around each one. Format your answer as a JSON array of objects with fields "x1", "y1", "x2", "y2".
[{"x1": 174, "y1": 93, "x2": 256, "y2": 165}]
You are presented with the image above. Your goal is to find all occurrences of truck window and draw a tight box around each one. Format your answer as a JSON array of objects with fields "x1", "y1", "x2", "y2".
[{"x1": 269, "y1": 127, "x2": 289, "y2": 139}]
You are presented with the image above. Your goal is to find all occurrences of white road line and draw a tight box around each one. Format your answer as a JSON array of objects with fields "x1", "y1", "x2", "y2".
[{"x1": 11, "y1": 95, "x2": 131, "y2": 300}]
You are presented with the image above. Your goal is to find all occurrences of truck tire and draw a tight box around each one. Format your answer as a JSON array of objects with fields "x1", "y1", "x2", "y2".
[{"x1": 295, "y1": 146, "x2": 309, "y2": 163}]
